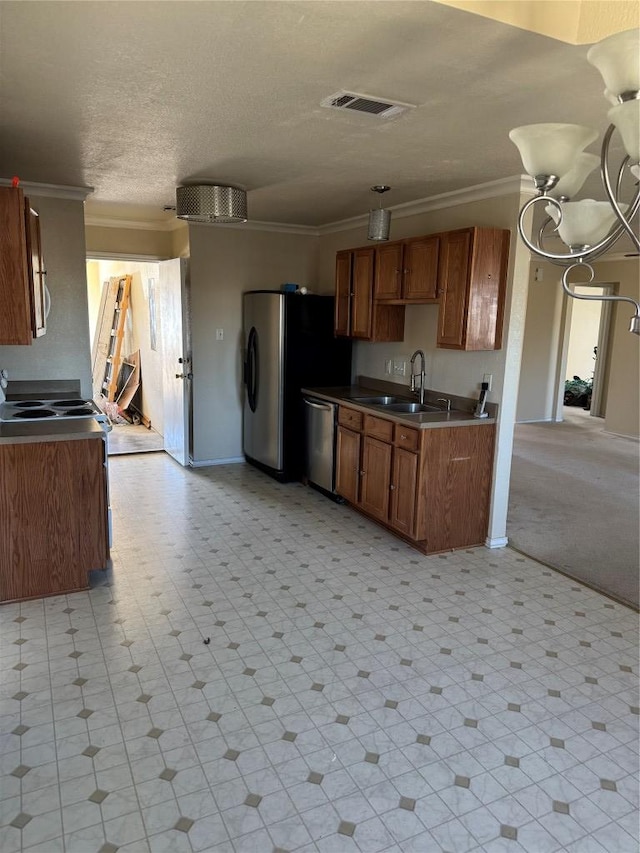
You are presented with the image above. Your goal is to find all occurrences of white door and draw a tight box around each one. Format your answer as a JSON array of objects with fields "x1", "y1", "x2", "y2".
[{"x1": 158, "y1": 258, "x2": 191, "y2": 466}]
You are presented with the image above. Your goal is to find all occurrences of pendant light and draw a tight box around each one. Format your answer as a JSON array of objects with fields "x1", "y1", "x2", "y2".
[
  {"x1": 367, "y1": 185, "x2": 392, "y2": 241},
  {"x1": 176, "y1": 184, "x2": 248, "y2": 223}
]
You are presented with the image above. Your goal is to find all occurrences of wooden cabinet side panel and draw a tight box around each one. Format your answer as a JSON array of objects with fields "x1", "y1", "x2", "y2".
[
  {"x1": 0, "y1": 187, "x2": 32, "y2": 345},
  {"x1": 389, "y1": 448, "x2": 418, "y2": 538},
  {"x1": 359, "y1": 436, "x2": 392, "y2": 522},
  {"x1": 336, "y1": 426, "x2": 361, "y2": 504},
  {"x1": 421, "y1": 425, "x2": 495, "y2": 552},
  {"x1": 374, "y1": 242, "x2": 403, "y2": 300},
  {"x1": 436, "y1": 229, "x2": 472, "y2": 349},
  {"x1": 466, "y1": 229, "x2": 510, "y2": 350},
  {"x1": 404, "y1": 235, "x2": 439, "y2": 300},
  {"x1": 351, "y1": 248, "x2": 374, "y2": 338},
  {"x1": 0, "y1": 439, "x2": 108, "y2": 602},
  {"x1": 334, "y1": 252, "x2": 352, "y2": 337}
]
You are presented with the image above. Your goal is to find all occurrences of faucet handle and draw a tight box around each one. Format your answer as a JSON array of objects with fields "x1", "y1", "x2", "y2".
[{"x1": 436, "y1": 397, "x2": 451, "y2": 411}]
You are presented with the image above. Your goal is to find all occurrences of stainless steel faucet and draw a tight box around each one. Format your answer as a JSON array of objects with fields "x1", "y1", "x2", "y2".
[
  {"x1": 409, "y1": 349, "x2": 426, "y2": 404},
  {"x1": 436, "y1": 397, "x2": 451, "y2": 412}
]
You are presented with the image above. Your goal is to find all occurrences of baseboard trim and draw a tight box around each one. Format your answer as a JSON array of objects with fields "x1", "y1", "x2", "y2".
[
  {"x1": 485, "y1": 536, "x2": 508, "y2": 548},
  {"x1": 190, "y1": 457, "x2": 244, "y2": 468}
]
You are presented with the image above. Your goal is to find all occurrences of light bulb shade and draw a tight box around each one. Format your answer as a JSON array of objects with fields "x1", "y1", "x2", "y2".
[
  {"x1": 608, "y1": 99, "x2": 640, "y2": 161},
  {"x1": 548, "y1": 152, "x2": 600, "y2": 199},
  {"x1": 368, "y1": 207, "x2": 391, "y2": 241},
  {"x1": 587, "y1": 28, "x2": 640, "y2": 97},
  {"x1": 509, "y1": 123, "x2": 598, "y2": 182},
  {"x1": 545, "y1": 199, "x2": 628, "y2": 248},
  {"x1": 176, "y1": 184, "x2": 248, "y2": 223}
]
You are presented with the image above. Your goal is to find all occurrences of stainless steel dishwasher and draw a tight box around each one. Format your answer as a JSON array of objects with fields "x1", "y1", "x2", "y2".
[{"x1": 303, "y1": 396, "x2": 340, "y2": 498}]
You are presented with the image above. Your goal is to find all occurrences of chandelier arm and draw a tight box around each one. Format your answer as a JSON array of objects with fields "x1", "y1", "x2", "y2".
[
  {"x1": 517, "y1": 196, "x2": 577, "y2": 262},
  {"x1": 601, "y1": 124, "x2": 640, "y2": 252},
  {"x1": 561, "y1": 264, "x2": 640, "y2": 319}
]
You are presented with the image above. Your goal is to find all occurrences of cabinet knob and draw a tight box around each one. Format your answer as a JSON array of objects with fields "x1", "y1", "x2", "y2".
[
  {"x1": 400, "y1": 433, "x2": 407, "y2": 440},
  {"x1": 390, "y1": 484, "x2": 395, "y2": 490},
  {"x1": 359, "y1": 470, "x2": 365, "y2": 476},
  {"x1": 403, "y1": 268, "x2": 410, "y2": 274}
]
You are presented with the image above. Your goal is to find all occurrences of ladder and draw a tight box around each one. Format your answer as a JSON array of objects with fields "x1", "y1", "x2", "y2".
[{"x1": 91, "y1": 275, "x2": 132, "y2": 402}]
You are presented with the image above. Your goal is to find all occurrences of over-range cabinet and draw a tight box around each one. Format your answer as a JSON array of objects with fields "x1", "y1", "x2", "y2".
[{"x1": 242, "y1": 291, "x2": 352, "y2": 481}]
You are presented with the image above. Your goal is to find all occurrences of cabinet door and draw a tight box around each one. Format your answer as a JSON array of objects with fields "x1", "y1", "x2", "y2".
[
  {"x1": 359, "y1": 436, "x2": 392, "y2": 522},
  {"x1": 0, "y1": 187, "x2": 32, "y2": 345},
  {"x1": 403, "y1": 235, "x2": 439, "y2": 300},
  {"x1": 336, "y1": 426, "x2": 361, "y2": 504},
  {"x1": 374, "y1": 242, "x2": 403, "y2": 300},
  {"x1": 437, "y1": 229, "x2": 472, "y2": 348},
  {"x1": 25, "y1": 202, "x2": 46, "y2": 337},
  {"x1": 334, "y1": 251, "x2": 351, "y2": 337},
  {"x1": 389, "y1": 448, "x2": 418, "y2": 537},
  {"x1": 351, "y1": 248, "x2": 374, "y2": 339}
]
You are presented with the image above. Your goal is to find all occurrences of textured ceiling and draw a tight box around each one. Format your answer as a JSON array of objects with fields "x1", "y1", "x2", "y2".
[{"x1": 0, "y1": 1, "x2": 620, "y2": 227}]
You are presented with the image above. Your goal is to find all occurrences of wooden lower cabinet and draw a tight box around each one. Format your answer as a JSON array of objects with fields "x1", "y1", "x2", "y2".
[
  {"x1": 0, "y1": 437, "x2": 109, "y2": 603},
  {"x1": 336, "y1": 405, "x2": 495, "y2": 554}
]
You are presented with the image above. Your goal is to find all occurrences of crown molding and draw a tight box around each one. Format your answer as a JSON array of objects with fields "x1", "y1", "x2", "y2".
[
  {"x1": 319, "y1": 175, "x2": 531, "y2": 235},
  {"x1": 86, "y1": 251, "x2": 172, "y2": 262},
  {"x1": 83, "y1": 175, "x2": 530, "y2": 236},
  {"x1": 0, "y1": 178, "x2": 93, "y2": 200},
  {"x1": 85, "y1": 215, "x2": 184, "y2": 232}
]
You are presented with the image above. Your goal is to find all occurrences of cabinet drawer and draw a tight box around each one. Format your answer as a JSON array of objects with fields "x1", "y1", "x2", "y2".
[
  {"x1": 364, "y1": 414, "x2": 393, "y2": 442},
  {"x1": 338, "y1": 406, "x2": 363, "y2": 431},
  {"x1": 394, "y1": 424, "x2": 419, "y2": 451}
]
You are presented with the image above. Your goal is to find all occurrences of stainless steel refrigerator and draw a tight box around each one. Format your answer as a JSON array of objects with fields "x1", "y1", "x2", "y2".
[{"x1": 242, "y1": 291, "x2": 352, "y2": 481}]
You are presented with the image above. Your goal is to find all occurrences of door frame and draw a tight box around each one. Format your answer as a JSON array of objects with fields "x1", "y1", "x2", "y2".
[{"x1": 552, "y1": 281, "x2": 615, "y2": 421}]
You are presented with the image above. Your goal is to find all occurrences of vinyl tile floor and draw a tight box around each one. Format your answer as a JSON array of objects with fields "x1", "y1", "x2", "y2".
[{"x1": 1, "y1": 456, "x2": 638, "y2": 853}]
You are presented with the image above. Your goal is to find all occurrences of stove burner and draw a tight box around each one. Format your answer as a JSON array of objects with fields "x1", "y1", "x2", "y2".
[
  {"x1": 14, "y1": 409, "x2": 57, "y2": 419},
  {"x1": 61, "y1": 408, "x2": 92, "y2": 416},
  {"x1": 52, "y1": 399, "x2": 89, "y2": 407},
  {"x1": 13, "y1": 401, "x2": 45, "y2": 409}
]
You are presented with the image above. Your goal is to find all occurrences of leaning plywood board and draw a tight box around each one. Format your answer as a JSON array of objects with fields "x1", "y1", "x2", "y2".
[{"x1": 91, "y1": 275, "x2": 131, "y2": 401}]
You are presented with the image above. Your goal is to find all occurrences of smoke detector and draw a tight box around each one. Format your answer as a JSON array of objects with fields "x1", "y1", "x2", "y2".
[{"x1": 320, "y1": 91, "x2": 415, "y2": 119}]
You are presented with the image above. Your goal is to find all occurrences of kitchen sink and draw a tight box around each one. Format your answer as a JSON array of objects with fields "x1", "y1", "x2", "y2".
[
  {"x1": 351, "y1": 395, "x2": 408, "y2": 405},
  {"x1": 383, "y1": 402, "x2": 444, "y2": 413}
]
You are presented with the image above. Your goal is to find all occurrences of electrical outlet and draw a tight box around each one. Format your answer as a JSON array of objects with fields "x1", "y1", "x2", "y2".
[
  {"x1": 215, "y1": 328, "x2": 224, "y2": 341},
  {"x1": 384, "y1": 359, "x2": 392, "y2": 375},
  {"x1": 535, "y1": 267, "x2": 544, "y2": 282},
  {"x1": 393, "y1": 359, "x2": 406, "y2": 376},
  {"x1": 483, "y1": 373, "x2": 492, "y2": 391}
]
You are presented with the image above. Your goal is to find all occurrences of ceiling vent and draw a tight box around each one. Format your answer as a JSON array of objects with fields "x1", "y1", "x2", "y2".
[{"x1": 321, "y1": 91, "x2": 415, "y2": 120}]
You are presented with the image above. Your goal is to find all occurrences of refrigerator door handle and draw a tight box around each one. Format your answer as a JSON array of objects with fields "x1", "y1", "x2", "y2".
[{"x1": 246, "y1": 326, "x2": 258, "y2": 412}]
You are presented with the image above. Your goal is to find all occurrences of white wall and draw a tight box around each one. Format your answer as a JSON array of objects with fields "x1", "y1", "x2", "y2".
[
  {"x1": 565, "y1": 287, "x2": 603, "y2": 381},
  {"x1": 188, "y1": 226, "x2": 319, "y2": 463},
  {"x1": 0, "y1": 196, "x2": 92, "y2": 397}
]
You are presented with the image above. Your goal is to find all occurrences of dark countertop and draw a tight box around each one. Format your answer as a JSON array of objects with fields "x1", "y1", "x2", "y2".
[
  {"x1": 0, "y1": 418, "x2": 106, "y2": 445},
  {"x1": 302, "y1": 379, "x2": 496, "y2": 429}
]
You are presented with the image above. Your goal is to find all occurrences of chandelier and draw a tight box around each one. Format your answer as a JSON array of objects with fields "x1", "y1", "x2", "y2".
[{"x1": 509, "y1": 28, "x2": 640, "y2": 335}]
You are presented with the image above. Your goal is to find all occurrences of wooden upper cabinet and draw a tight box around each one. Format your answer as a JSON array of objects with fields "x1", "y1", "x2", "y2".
[
  {"x1": 334, "y1": 246, "x2": 404, "y2": 341},
  {"x1": 334, "y1": 251, "x2": 352, "y2": 337},
  {"x1": 374, "y1": 241, "x2": 403, "y2": 300},
  {"x1": 375, "y1": 235, "x2": 439, "y2": 302},
  {"x1": 437, "y1": 227, "x2": 509, "y2": 351},
  {"x1": 0, "y1": 187, "x2": 36, "y2": 345},
  {"x1": 403, "y1": 235, "x2": 439, "y2": 300},
  {"x1": 351, "y1": 247, "x2": 374, "y2": 339}
]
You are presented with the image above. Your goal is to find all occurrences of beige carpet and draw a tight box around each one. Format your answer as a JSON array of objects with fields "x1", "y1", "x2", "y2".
[
  {"x1": 107, "y1": 423, "x2": 165, "y2": 456},
  {"x1": 508, "y1": 407, "x2": 639, "y2": 609}
]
